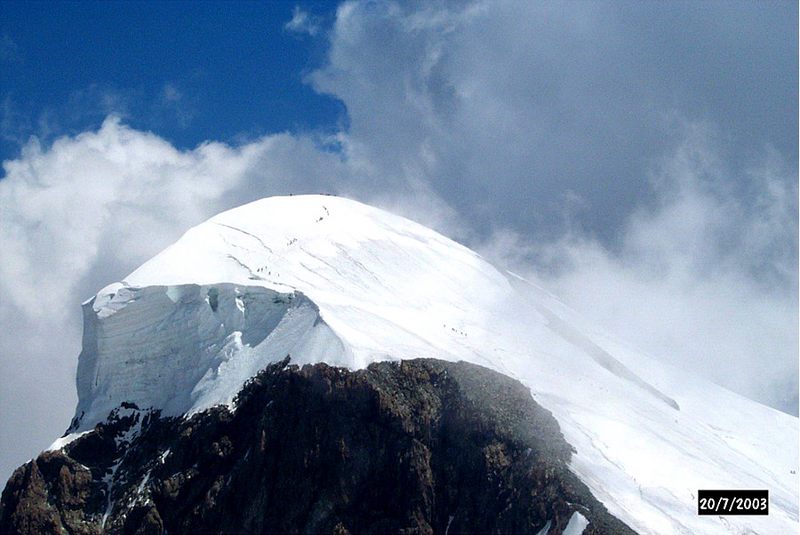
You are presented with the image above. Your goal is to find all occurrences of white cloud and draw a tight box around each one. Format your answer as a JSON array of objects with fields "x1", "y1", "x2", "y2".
[
  {"x1": 478, "y1": 127, "x2": 798, "y2": 413},
  {"x1": 158, "y1": 83, "x2": 196, "y2": 128},
  {"x1": 285, "y1": 6, "x2": 321, "y2": 37}
]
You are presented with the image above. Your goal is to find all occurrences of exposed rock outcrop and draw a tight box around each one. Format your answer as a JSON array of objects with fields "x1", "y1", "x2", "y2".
[{"x1": 1, "y1": 358, "x2": 635, "y2": 534}]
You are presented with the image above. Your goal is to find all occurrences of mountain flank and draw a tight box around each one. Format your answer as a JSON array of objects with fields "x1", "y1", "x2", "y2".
[{"x1": 1, "y1": 358, "x2": 634, "y2": 534}]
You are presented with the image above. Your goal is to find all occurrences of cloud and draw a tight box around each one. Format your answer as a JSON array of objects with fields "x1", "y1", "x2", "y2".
[
  {"x1": 285, "y1": 6, "x2": 321, "y2": 37},
  {"x1": 158, "y1": 83, "x2": 197, "y2": 128},
  {"x1": 0, "y1": 34, "x2": 22, "y2": 63},
  {"x1": 311, "y1": 0, "x2": 796, "y2": 244},
  {"x1": 2, "y1": 82, "x2": 203, "y2": 159},
  {"x1": 1, "y1": 95, "x2": 32, "y2": 145},
  {"x1": 480, "y1": 125, "x2": 798, "y2": 414}
]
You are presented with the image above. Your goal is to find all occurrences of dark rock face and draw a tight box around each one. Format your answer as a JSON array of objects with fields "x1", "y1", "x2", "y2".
[{"x1": 1, "y1": 358, "x2": 635, "y2": 534}]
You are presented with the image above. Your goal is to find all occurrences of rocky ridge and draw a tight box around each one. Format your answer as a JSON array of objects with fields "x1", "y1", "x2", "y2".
[{"x1": 1, "y1": 358, "x2": 634, "y2": 534}]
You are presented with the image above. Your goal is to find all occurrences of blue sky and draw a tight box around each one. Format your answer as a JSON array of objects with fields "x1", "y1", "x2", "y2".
[
  {"x1": 0, "y1": 0, "x2": 797, "y2": 482},
  {"x1": 1, "y1": 1, "x2": 343, "y2": 159}
]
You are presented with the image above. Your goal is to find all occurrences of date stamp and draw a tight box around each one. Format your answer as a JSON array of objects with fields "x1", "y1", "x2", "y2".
[{"x1": 698, "y1": 490, "x2": 768, "y2": 515}]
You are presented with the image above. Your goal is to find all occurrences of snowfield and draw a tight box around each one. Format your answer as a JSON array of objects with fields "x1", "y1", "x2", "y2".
[{"x1": 67, "y1": 195, "x2": 797, "y2": 534}]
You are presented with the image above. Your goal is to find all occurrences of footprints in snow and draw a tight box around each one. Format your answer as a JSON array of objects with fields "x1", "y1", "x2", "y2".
[
  {"x1": 443, "y1": 323, "x2": 468, "y2": 337},
  {"x1": 315, "y1": 205, "x2": 330, "y2": 223}
]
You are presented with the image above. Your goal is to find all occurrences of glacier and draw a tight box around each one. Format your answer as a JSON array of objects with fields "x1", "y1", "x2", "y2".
[{"x1": 65, "y1": 194, "x2": 797, "y2": 534}]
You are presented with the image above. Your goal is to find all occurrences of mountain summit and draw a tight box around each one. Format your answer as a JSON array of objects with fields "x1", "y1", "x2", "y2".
[{"x1": 3, "y1": 195, "x2": 798, "y2": 534}]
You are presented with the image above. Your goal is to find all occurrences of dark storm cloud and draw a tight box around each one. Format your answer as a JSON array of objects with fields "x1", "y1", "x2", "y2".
[{"x1": 313, "y1": 0, "x2": 796, "y2": 245}]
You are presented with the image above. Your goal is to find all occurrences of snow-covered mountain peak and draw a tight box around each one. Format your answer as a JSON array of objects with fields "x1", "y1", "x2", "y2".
[
  {"x1": 124, "y1": 193, "x2": 498, "y2": 294},
  {"x1": 70, "y1": 194, "x2": 797, "y2": 535},
  {"x1": 77, "y1": 194, "x2": 515, "y2": 428}
]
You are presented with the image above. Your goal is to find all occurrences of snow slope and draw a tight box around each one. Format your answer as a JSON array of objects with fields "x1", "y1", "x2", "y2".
[{"x1": 68, "y1": 195, "x2": 797, "y2": 534}]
